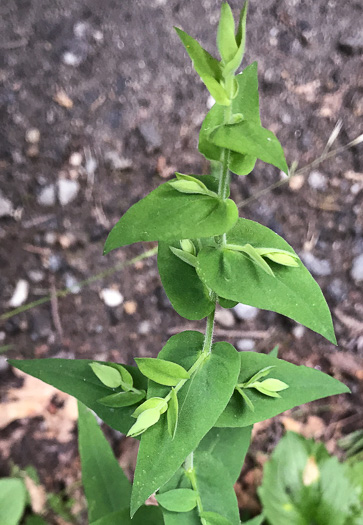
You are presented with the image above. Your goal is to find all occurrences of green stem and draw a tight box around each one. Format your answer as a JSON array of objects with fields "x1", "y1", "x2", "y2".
[
  {"x1": 201, "y1": 307, "x2": 215, "y2": 355},
  {"x1": 184, "y1": 453, "x2": 207, "y2": 525}
]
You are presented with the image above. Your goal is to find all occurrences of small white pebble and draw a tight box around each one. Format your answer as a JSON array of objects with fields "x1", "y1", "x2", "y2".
[
  {"x1": 62, "y1": 51, "x2": 82, "y2": 67},
  {"x1": 233, "y1": 303, "x2": 259, "y2": 321},
  {"x1": 100, "y1": 288, "x2": 124, "y2": 308},
  {"x1": 292, "y1": 324, "x2": 306, "y2": 340},
  {"x1": 308, "y1": 170, "x2": 327, "y2": 191},
  {"x1": 8, "y1": 279, "x2": 29, "y2": 308},
  {"x1": 69, "y1": 152, "x2": 83, "y2": 167},
  {"x1": 236, "y1": 339, "x2": 255, "y2": 351},
  {"x1": 351, "y1": 253, "x2": 363, "y2": 282},
  {"x1": 26, "y1": 128, "x2": 40, "y2": 144}
]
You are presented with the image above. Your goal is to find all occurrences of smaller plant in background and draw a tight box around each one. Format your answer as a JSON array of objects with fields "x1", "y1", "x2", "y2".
[{"x1": 257, "y1": 432, "x2": 363, "y2": 525}]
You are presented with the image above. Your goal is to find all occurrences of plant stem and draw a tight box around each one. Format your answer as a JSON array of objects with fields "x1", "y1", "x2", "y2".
[
  {"x1": 184, "y1": 452, "x2": 207, "y2": 525},
  {"x1": 202, "y1": 307, "x2": 215, "y2": 355}
]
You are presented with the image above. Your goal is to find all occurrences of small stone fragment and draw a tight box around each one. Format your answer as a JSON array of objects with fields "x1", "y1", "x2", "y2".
[
  {"x1": 351, "y1": 253, "x2": 363, "y2": 282},
  {"x1": 37, "y1": 185, "x2": 56, "y2": 207},
  {"x1": 124, "y1": 300, "x2": 137, "y2": 315},
  {"x1": 215, "y1": 308, "x2": 235, "y2": 328},
  {"x1": 138, "y1": 320, "x2": 151, "y2": 335},
  {"x1": 0, "y1": 191, "x2": 14, "y2": 217},
  {"x1": 105, "y1": 151, "x2": 132, "y2": 171},
  {"x1": 0, "y1": 356, "x2": 9, "y2": 373},
  {"x1": 69, "y1": 152, "x2": 83, "y2": 167},
  {"x1": 47, "y1": 254, "x2": 63, "y2": 273},
  {"x1": 28, "y1": 270, "x2": 45, "y2": 283},
  {"x1": 62, "y1": 51, "x2": 82, "y2": 67},
  {"x1": 308, "y1": 170, "x2": 327, "y2": 191},
  {"x1": 26, "y1": 128, "x2": 40, "y2": 144},
  {"x1": 57, "y1": 179, "x2": 80, "y2": 206},
  {"x1": 8, "y1": 279, "x2": 29, "y2": 308},
  {"x1": 292, "y1": 324, "x2": 306, "y2": 340},
  {"x1": 236, "y1": 339, "x2": 255, "y2": 351},
  {"x1": 289, "y1": 174, "x2": 305, "y2": 191},
  {"x1": 100, "y1": 288, "x2": 124, "y2": 307},
  {"x1": 233, "y1": 303, "x2": 259, "y2": 321},
  {"x1": 300, "y1": 252, "x2": 332, "y2": 277}
]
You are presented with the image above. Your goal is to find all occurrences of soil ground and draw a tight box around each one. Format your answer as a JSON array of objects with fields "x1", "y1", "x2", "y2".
[{"x1": 0, "y1": 0, "x2": 362, "y2": 522}]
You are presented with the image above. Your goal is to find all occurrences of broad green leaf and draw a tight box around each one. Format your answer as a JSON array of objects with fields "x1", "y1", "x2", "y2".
[
  {"x1": 156, "y1": 489, "x2": 198, "y2": 512},
  {"x1": 131, "y1": 331, "x2": 240, "y2": 515},
  {"x1": 135, "y1": 357, "x2": 190, "y2": 386},
  {"x1": 0, "y1": 478, "x2": 26, "y2": 525},
  {"x1": 242, "y1": 516, "x2": 264, "y2": 525},
  {"x1": 196, "y1": 218, "x2": 336, "y2": 343},
  {"x1": 175, "y1": 27, "x2": 222, "y2": 83},
  {"x1": 158, "y1": 426, "x2": 251, "y2": 525},
  {"x1": 168, "y1": 388, "x2": 179, "y2": 439},
  {"x1": 77, "y1": 402, "x2": 131, "y2": 523},
  {"x1": 127, "y1": 407, "x2": 161, "y2": 438},
  {"x1": 24, "y1": 517, "x2": 47, "y2": 525},
  {"x1": 90, "y1": 506, "x2": 164, "y2": 525},
  {"x1": 218, "y1": 296, "x2": 238, "y2": 309},
  {"x1": 9, "y1": 359, "x2": 147, "y2": 435},
  {"x1": 132, "y1": 397, "x2": 168, "y2": 418},
  {"x1": 210, "y1": 120, "x2": 288, "y2": 174},
  {"x1": 158, "y1": 240, "x2": 215, "y2": 321},
  {"x1": 199, "y1": 62, "x2": 260, "y2": 175},
  {"x1": 195, "y1": 452, "x2": 240, "y2": 524},
  {"x1": 200, "y1": 511, "x2": 233, "y2": 524},
  {"x1": 197, "y1": 426, "x2": 252, "y2": 483},
  {"x1": 104, "y1": 181, "x2": 238, "y2": 253},
  {"x1": 229, "y1": 152, "x2": 257, "y2": 176},
  {"x1": 259, "y1": 432, "x2": 359, "y2": 525},
  {"x1": 217, "y1": 3, "x2": 238, "y2": 63},
  {"x1": 157, "y1": 469, "x2": 200, "y2": 525},
  {"x1": 216, "y1": 352, "x2": 349, "y2": 427},
  {"x1": 90, "y1": 363, "x2": 122, "y2": 388},
  {"x1": 98, "y1": 390, "x2": 145, "y2": 407}
]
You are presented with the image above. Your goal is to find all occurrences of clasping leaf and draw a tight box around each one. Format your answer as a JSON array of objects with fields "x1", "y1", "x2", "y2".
[
  {"x1": 132, "y1": 397, "x2": 168, "y2": 418},
  {"x1": 135, "y1": 357, "x2": 190, "y2": 386},
  {"x1": 226, "y1": 243, "x2": 275, "y2": 276},
  {"x1": 156, "y1": 488, "x2": 198, "y2": 513},
  {"x1": 98, "y1": 390, "x2": 146, "y2": 408},
  {"x1": 180, "y1": 239, "x2": 196, "y2": 256},
  {"x1": 170, "y1": 246, "x2": 198, "y2": 268},
  {"x1": 90, "y1": 363, "x2": 122, "y2": 389},
  {"x1": 256, "y1": 247, "x2": 300, "y2": 267},
  {"x1": 127, "y1": 407, "x2": 161, "y2": 438}
]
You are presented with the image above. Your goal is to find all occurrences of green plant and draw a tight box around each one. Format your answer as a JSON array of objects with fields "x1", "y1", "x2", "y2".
[
  {"x1": 9, "y1": 3, "x2": 350, "y2": 524},
  {"x1": 257, "y1": 432, "x2": 363, "y2": 525}
]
